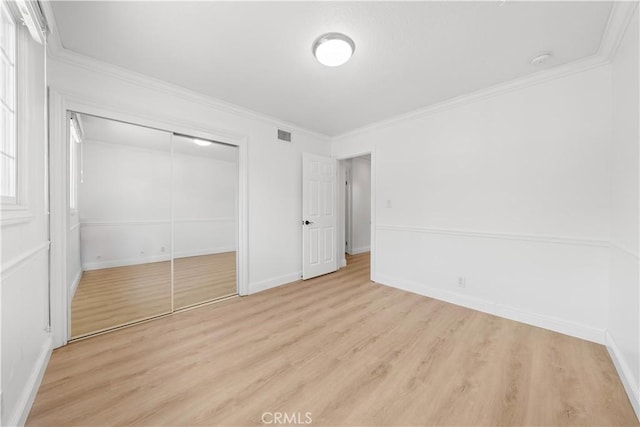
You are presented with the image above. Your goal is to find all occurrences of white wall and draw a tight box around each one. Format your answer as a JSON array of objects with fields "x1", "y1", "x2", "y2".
[
  {"x1": 79, "y1": 138, "x2": 237, "y2": 270},
  {"x1": 349, "y1": 156, "x2": 371, "y2": 254},
  {"x1": 1, "y1": 31, "x2": 51, "y2": 426},
  {"x1": 333, "y1": 65, "x2": 612, "y2": 344},
  {"x1": 607, "y1": 9, "x2": 640, "y2": 418},
  {"x1": 47, "y1": 55, "x2": 330, "y2": 294},
  {"x1": 173, "y1": 150, "x2": 238, "y2": 258},
  {"x1": 79, "y1": 138, "x2": 171, "y2": 269}
]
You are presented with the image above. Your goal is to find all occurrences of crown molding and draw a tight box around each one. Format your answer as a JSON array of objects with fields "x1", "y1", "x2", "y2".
[
  {"x1": 598, "y1": 1, "x2": 639, "y2": 61},
  {"x1": 39, "y1": 2, "x2": 331, "y2": 143},
  {"x1": 40, "y1": 1, "x2": 635, "y2": 143},
  {"x1": 333, "y1": 2, "x2": 638, "y2": 142},
  {"x1": 48, "y1": 48, "x2": 331, "y2": 142},
  {"x1": 333, "y1": 54, "x2": 610, "y2": 141}
]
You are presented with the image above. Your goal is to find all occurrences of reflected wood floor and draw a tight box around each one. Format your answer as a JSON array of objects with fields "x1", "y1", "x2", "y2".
[
  {"x1": 174, "y1": 252, "x2": 237, "y2": 310},
  {"x1": 33, "y1": 253, "x2": 637, "y2": 426},
  {"x1": 71, "y1": 252, "x2": 237, "y2": 338}
]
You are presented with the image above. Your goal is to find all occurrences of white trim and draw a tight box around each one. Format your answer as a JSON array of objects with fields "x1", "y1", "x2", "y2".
[
  {"x1": 377, "y1": 224, "x2": 609, "y2": 248},
  {"x1": 348, "y1": 246, "x2": 370, "y2": 255},
  {"x1": 249, "y1": 271, "x2": 301, "y2": 295},
  {"x1": 41, "y1": 0, "x2": 634, "y2": 143},
  {"x1": 69, "y1": 269, "x2": 82, "y2": 300},
  {"x1": 1, "y1": 209, "x2": 34, "y2": 226},
  {"x1": 170, "y1": 132, "x2": 175, "y2": 312},
  {"x1": 174, "y1": 217, "x2": 235, "y2": 224},
  {"x1": 48, "y1": 90, "x2": 69, "y2": 348},
  {"x1": 8, "y1": 335, "x2": 52, "y2": 427},
  {"x1": 1, "y1": 27, "x2": 32, "y2": 227},
  {"x1": 39, "y1": 3, "x2": 329, "y2": 143},
  {"x1": 376, "y1": 274, "x2": 605, "y2": 344},
  {"x1": 79, "y1": 217, "x2": 234, "y2": 227},
  {"x1": 330, "y1": 3, "x2": 638, "y2": 142},
  {"x1": 598, "y1": 2, "x2": 640, "y2": 61},
  {"x1": 173, "y1": 247, "x2": 236, "y2": 259},
  {"x1": 333, "y1": 55, "x2": 609, "y2": 141},
  {"x1": 370, "y1": 148, "x2": 377, "y2": 282},
  {"x1": 494, "y1": 303, "x2": 605, "y2": 344},
  {"x1": 48, "y1": 89, "x2": 250, "y2": 347},
  {"x1": 605, "y1": 330, "x2": 640, "y2": 421},
  {"x1": 81, "y1": 219, "x2": 169, "y2": 226},
  {"x1": 335, "y1": 149, "x2": 377, "y2": 282},
  {"x1": 376, "y1": 273, "x2": 495, "y2": 317},
  {"x1": 82, "y1": 255, "x2": 168, "y2": 271},
  {"x1": 1, "y1": 241, "x2": 49, "y2": 279},
  {"x1": 610, "y1": 240, "x2": 640, "y2": 260},
  {"x1": 81, "y1": 246, "x2": 237, "y2": 271}
]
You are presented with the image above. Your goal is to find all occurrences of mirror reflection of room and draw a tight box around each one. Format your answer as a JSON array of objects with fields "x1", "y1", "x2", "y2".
[
  {"x1": 68, "y1": 114, "x2": 238, "y2": 339},
  {"x1": 172, "y1": 135, "x2": 238, "y2": 309}
]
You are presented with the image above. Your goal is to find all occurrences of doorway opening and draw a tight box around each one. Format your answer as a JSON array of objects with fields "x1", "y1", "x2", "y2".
[{"x1": 338, "y1": 154, "x2": 372, "y2": 270}]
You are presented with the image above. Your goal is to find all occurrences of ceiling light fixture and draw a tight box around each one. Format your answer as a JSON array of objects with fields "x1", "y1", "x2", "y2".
[
  {"x1": 530, "y1": 52, "x2": 553, "y2": 66},
  {"x1": 312, "y1": 32, "x2": 355, "y2": 67},
  {"x1": 193, "y1": 138, "x2": 213, "y2": 147}
]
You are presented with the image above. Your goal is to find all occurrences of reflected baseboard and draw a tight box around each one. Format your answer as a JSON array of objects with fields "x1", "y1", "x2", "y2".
[{"x1": 82, "y1": 247, "x2": 237, "y2": 270}]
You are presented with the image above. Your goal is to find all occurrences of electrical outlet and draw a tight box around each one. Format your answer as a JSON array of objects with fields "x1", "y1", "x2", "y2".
[
  {"x1": 386, "y1": 199, "x2": 392, "y2": 208},
  {"x1": 457, "y1": 276, "x2": 466, "y2": 288},
  {"x1": 160, "y1": 246, "x2": 165, "y2": 252}
]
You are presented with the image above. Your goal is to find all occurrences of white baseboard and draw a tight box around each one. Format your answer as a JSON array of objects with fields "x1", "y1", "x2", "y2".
[
  {"x1": 376, "y1": 273, "x2": 495, "y2": 314},
  {"x1": 69, "y1": 270, "x2": 82, "y2": 300},
  {"x1": 82, "y1": 247, "x2": 237, "y2": 270},
  {"x1": 606, "y1": 330, "x2": 640, "y2": 421},
  {"x1": 249, "y1": 271, "x2": 301, "y2": 294},
  {"x1": 348, "y1": 246, "x2": 370, "y2": 255},
  {"x1": 375, "y1": 274, "x2": 604, "y2": 344},
  {"x1": 8, "y1": 335, "x2": 52, "y2": 427},
  {"x1": 83, "y1": 254, "x2": 170, "y2": 270},
  {"x1": 494, "y1": 303, "x2": 604, "y2": 344},
  {"x1": 173, "y1": 247, "x2": 236, "y2": 259},
  {"x1": 341, "y1": 258, "x2": 347, "y2": 268}
]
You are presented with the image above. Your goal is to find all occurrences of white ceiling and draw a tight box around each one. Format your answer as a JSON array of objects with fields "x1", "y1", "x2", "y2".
[
  {"x1": 52, "y1": 2, "x2": 612, "y2": 137},
  {"x1": 79, "y1": 113, "x2": 239, "y2": 163}
]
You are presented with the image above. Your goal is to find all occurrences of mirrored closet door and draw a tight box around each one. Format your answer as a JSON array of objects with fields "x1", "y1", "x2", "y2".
[
  {"x1": 67, "y1": 114, "x2": 238, "y2": 339},
  {"x1": 172, "y1": 135, "x2": 238, "y2": 309}
]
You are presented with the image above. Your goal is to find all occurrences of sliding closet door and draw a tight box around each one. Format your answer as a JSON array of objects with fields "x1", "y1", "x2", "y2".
[
  {"x1": 70, "y1": 114, "x2": 172, "y2": 338},
  {"x1": 172, "y1": 135, "x2": 238, "y2": 309}
]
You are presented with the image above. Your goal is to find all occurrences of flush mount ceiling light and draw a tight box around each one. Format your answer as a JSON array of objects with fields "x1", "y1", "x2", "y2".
[
  {"x1": 530, "y1": 51, "x2": 553, "y2": 66},
  {"x1": 193, "y1": 138, "x2": 213, "y2": 147},
  {"x1": 312, "y1": 32, "x2": 355, "y2": 67}
]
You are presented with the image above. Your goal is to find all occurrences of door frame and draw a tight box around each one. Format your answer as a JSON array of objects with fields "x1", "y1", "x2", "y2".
[
  {"x1": 335, "y1": 150, "x2": 376, "y2": 283},
  {"x1": 48, "y1": 88, "x2": 249, "y2": 348}
]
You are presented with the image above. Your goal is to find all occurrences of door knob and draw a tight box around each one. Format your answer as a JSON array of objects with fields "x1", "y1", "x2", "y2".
[{"x1": 303, "y1": 220, "x2": 314, "y2": 225}]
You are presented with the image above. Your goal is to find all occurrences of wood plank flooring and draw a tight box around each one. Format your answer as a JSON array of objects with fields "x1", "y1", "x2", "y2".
[
  {"x1": 174, "y1": 252, "x2": 237, "y2": 309},
  {"x1": 32, "y1": 253, "x2": 637, "y2": 426},
  {"x1": 71, "y1": 253, "x2": 237, "y2": 338}
]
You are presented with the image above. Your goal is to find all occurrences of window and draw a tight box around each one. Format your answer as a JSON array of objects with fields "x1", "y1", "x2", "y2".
[
  {"x1": 69, "y1": 117, "x2": 81, "y2": 211},
  {"x1": 1, "y1": 0, "x2": 17, "y2": 203}
]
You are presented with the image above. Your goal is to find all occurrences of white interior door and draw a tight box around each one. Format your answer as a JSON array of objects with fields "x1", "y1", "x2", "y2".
[{"x1": 302, "y1": 153, "x2": 337, "y2": 280}]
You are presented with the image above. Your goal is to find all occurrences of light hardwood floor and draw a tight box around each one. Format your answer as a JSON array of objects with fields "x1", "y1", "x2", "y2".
[
  {"x1": 32, "y1": 253, "x2": 637, "y2": 426},
  {"x1": 71, "y1": 252, "x2": 237, "y2": 338}
]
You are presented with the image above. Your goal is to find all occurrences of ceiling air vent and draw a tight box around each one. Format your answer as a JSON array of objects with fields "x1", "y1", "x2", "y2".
[{"x1": 277, "y1": 129, "x2": 292, "y2": 142}]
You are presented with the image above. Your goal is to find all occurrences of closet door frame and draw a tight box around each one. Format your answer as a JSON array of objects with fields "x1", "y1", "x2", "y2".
[{"x1": 49, "y1": 89, "x2": 249, "y2": 348}]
